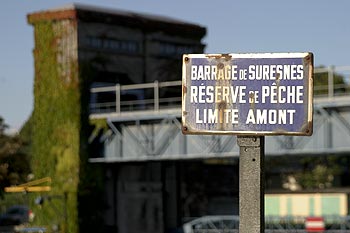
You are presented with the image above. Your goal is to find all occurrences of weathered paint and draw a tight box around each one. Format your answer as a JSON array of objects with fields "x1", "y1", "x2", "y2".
[{"x1": 182, "y1": 53, "x2": 313, "y2": 136}]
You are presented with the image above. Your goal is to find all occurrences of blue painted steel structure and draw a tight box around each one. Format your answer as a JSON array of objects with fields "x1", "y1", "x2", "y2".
[
  {"x1": 88, "y1": 65, "x2": 350, "y2": 232},
  {"x1": 89, "y1": 66, "x2": 350, "y2": 162}
]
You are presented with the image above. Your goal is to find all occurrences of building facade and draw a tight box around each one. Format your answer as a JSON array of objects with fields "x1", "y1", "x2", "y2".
[{"x1": 28, "y1": 4, "x2": 207, "y2": 233}]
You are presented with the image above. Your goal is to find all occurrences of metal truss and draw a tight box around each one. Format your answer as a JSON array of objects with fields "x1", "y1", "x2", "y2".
[
  {"x1": 89, "y1": 66, "x2": 350, "y2": 163},
  {"x1": 267, "y1": 96, "x2": 350, "y2": 157},
  {"x1": 90, "y1": 114, "x2": 239, "y2": 163}
]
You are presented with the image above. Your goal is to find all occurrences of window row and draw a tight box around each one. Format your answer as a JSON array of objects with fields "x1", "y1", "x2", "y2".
[{"x1": 85, "y1": 36, "x2": 198, "y2": 56}]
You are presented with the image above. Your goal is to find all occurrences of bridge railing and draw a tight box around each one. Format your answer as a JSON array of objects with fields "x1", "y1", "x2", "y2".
[
  {"x1": 182, "y1": 215, "x2": 350, "y2": 233},
  {"x1": 90, "y1": 66, "x2": 350, "y2": 115},
  {"x1": 90, "y1": 80, "x2": 181, "y2": 114},
  {"x1": 314, "y1": 66, "x2": 350, "y2": 98}
]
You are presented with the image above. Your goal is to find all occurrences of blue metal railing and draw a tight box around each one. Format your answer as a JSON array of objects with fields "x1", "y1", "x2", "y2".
[
  {"x1": 183, "y1": 215, "x2": 350, "y2": 233},
  {"x1": 90, "y1": 66, "x2": 350, "y2": 115}
]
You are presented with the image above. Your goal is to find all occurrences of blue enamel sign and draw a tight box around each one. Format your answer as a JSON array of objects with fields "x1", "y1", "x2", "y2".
[{"x1": 182, "y1": 53, "x2": 313, "y2": 135}]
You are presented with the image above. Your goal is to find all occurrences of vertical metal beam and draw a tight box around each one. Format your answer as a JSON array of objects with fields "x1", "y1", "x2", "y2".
[
  {"x1": 106, "y1": 120, "x2": 123, "y2": 158},
  {"x1": 154, "y1": 80, "x2": 159, "y2": 111},
  {"x1": 115, "y1": 84, "x2": 121, "y2": 113},
  {"x1": 328, "y1": 66, "x2": 334, "y2": 98},
  {"x1": 238, "y1": 136, "x2": 265, "y2": 233},
  {"x1": 325, "y1": 109, "x2": 333, "y2": 149}
]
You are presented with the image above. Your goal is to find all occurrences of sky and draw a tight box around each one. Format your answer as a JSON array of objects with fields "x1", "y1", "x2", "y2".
[{"x1": 1, "y1": 0, "x2": 350, "y2": 132}]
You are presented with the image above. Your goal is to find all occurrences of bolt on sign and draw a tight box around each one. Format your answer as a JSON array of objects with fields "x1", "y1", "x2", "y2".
[{"x1": 182, "y1": 53, "x2": 313, "y2": 136}]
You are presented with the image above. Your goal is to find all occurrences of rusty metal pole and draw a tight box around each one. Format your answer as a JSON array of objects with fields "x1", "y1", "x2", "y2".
[{"x1": 238, "y1": 136, "x2": 265, "y2": 233}]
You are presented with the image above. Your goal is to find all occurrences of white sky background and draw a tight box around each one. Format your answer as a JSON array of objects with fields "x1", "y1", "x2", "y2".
[{"x1": 1, "y1": 0, "x2": 350, "y2": 131}]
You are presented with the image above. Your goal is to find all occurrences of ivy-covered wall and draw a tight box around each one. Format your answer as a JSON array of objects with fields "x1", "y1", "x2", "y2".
[
  {"x1": 29, "y1": 15, "x2": 105, "y2": 232},
  {"x1": 31, "y1": 19, "x2": 80, "y2": 233}
]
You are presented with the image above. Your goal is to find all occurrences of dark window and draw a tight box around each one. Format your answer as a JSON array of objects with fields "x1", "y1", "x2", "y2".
[
  {"x1": 86, "y1": 36, "x2": 141, "y2": 54},
  {"x1": 158, "y1": 41, "x2": 196, "y2": 57}
]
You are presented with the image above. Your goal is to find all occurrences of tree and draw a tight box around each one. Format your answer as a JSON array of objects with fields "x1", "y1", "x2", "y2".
[
  {"x1": 266, "y1": 155, "x2": 343, "y2": 191},
  {"x1": 0, "y1": 116, "x2": 31, "y2": 197},
  {"x1": 314, "y1": 66, "x2": 349, "y2": 96},
  {"x1": 293, "y1": 156, "x2": 341, "y2": 189}
]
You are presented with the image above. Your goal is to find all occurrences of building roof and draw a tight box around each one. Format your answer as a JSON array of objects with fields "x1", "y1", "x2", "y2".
[{"x1": 27, "y1": 3, "x2": 206, "y2": 39}]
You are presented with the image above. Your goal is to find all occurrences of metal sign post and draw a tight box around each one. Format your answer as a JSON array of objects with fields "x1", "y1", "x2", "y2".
[
  {"x1": 238, "y1": 136, "x2": 264, "y2": 233},
  {"x1": 181, "y1": 53, "x2": 313, "y2": 233}
]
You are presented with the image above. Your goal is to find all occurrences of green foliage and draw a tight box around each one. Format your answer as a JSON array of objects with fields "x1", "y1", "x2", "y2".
[
  {"x1": 294, "y1": 156, "x2": 341, "y2": 189},
  {"x1": 314, "y1": 66, "x2": 349, "y2": 95},
  {"x1": 30, "y1": 20, "x2": 105, "y2": 233},
  {"x1": 0, "y1": 116, "x2": 31, "y2": 197},
  {"x1": 89, "y1": 119, "x2": 108, "y2": 134},
  {"x1": 266, "y1": 155, "x2": 342, "y2": 191},
  {"x1": 31, "y1": 20, "x2": 80, "y2": 233},
  {"x1": 0, "y1": 117, "x2": 8, "y2": 134},
  {"x1": 266, "y1": 154, "x2": 346, "y2": 191},
  {"x1": 19, "y1": 114, "x2": 33, "y2": 160}
]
